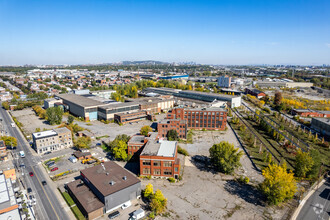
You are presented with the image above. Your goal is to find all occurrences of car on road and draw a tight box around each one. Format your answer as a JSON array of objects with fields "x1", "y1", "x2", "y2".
[
  {"x1": 19, "y1": 163, "x2": 26, "y2": 168},
  {"x1": 29, "y1": 172, "x2": 34, "y2": 177},
  {"x1": 11, "y1": 123, "x2": 15, "y2": 127},
  {"x1": 29, "y1": 195, "x2": 36, "y2": 205},
  {"x1": 50, "y1": 167, "x2": 58, "y2": 172},
  {"x1": 108, "y1": 210, "x2": 120, "y2": 219},
  {"x1": 42, "y1": 181, "x2": 47, "y2": 186},
  {"x1": 44, "y1": 151, "x2": 52, "y2": 155},
  {"x1": 27, "y1": 188, "x2": 32, "y2": 193}
]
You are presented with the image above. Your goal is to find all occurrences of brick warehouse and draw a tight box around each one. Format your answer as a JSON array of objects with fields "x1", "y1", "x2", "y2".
[
  {"x1": 157, "y1": 119, "x2": 187, "y2": 139},
  {"x1": 139, "y1": 133, "x2": 180, "y2": 179},
  {"x1": 166, "y1": 107, "x2": 227, "y2": 130}
]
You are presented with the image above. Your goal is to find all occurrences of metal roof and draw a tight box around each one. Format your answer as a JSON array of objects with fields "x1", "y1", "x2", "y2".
[{"x1": 157, "y1": 141, "x2": 176, "y2": 157}]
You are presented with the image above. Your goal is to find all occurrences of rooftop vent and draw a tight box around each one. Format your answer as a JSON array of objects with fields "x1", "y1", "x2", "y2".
[
  {"x1": 110, "y1": 181, "x2": 115, "y2": 186},
  {"x1": 123, "y1": 176, "x2": 127, "y2": 180}
]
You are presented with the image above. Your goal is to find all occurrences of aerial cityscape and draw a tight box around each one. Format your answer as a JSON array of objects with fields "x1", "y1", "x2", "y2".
[{"x1": 0, "y1": 1, "x2": 329, "y2": 220}]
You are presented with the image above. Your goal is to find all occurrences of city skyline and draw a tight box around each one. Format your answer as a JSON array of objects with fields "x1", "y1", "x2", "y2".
[{"x1": 1, "y1": 0, "x2": 329, "y2": 65}]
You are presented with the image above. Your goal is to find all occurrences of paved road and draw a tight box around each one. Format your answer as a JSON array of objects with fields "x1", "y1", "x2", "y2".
[
  {"x1": 0, "y1": 106, "x2": 70, "y2": 220},
  {"x1": 297, "y1": 178, "x2": 330, "y2": 220}
]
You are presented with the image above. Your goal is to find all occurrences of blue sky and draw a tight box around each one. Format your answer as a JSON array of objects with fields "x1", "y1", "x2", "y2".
[{"x1": 0, "y1": 0, "x2": 329, "y2": 65}]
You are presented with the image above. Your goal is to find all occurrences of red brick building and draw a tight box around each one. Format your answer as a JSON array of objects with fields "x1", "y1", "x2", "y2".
[
  {"x1": 167, "y1": 108, "x2": 227, "y2": 130},
  {"x1": 292, "y1": 109, "x2": 330, "y2": 118},
  {"x1": 139, "y1": 133, "x2": 180, "y2": 179},
  {"x1": 245, "y1": 88, "x2": 266, "y2": 99},
  {"x1": 127, "y1": 135, "x2": 148, "y2": 156},
  {"x1": 157, "y1": 119, "x2": 187, "y2": 139}
]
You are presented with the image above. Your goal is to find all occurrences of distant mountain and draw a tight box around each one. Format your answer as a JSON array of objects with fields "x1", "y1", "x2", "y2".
[{"x1": 121, "y1": 60, "x2": 169, "y2": 65}]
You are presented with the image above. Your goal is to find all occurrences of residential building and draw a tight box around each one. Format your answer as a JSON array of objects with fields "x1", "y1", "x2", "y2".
[
  {"x1": 217, "y1": 76, "x2": 232, "y2": 88},
  {"x1": 139, "y1": 133, "x2": 180, "y2": 179},
  {"x1": 78, "y1": 161, "x2": 141, "y2": 213},
  {"x1": 311, "y1": 118, "x2": 330, "y2": 138},
  {"x1": 245, "y1": 88, "x2": 266, "y2": 99},
  {"x1": 167, "y1": 107, "x2": 227, "y2": 130},
  {"x1": 158, "y1": 119, "x2": 187, "y2": 139},
  {"x1": 32, "y1": 127, "x2": 73, "y2": 154}
]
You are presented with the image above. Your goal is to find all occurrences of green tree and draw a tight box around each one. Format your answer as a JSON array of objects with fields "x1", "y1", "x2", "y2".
[
  {"x1": 150, "y1": 189, "x2": 167, "y2": 215},
  {"x1": 67, "y1": 115, "x2": 74, "y2": 124},
  {"x1": 260, "y1": 163, "x2": 297, "y2": 205},
  {"x1": 294, "y1": 149, "x2": 314, "y2": 178},
  {"x1": 1, "y1": 136, "x2": 17, "y2": 147},
  {"x1": 144, "y1": 183, "x2": 154, "y2": 199},
  {"x1": 111, "y1": 140, "x2": 128, "y2": 161},
  {"x1": 167, "y1": 129, "x2": 178, "y2": 141},
  {"x1": 140, "y1": 126, "x2": 152, "y2": 136},
  {"x1": 46, "y1": 107, "x2": 63, "y2": 125},
  {"x1": 75, "y1": 137, "x2": 91, "y2": 149},
  {"x1": 209, "y1": 141, "x2": 243, "y2": 174},
  {"x1": 307, "y1": 149, "x2": 322, "y2": 179}
]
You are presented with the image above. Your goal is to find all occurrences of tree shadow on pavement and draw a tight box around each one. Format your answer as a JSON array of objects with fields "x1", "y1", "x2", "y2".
[{"x1": 224, "y1": 180, "x2": 266, "y2": 206}]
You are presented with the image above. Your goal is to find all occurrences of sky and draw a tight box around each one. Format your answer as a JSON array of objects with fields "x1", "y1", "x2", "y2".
[{"x1": 0, "y1": 0, "x2": 329, "y2": 65}]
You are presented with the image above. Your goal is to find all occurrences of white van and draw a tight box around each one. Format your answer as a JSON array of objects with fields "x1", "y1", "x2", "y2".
[
  {"x1": 11, "y1": 123, "x2": 15, "y2": 127},
  {"x1": 19, "y1": 151, "x2": 25, "y2": 158},
  {"x1": 131, "y1": 209, "x2": 145, "y2": 220}
]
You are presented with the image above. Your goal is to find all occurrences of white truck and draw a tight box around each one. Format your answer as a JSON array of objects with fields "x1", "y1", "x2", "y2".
[
  {"x1": 11, "y1": 123, "x2": 15, "y2": 127},
  {"x1": 130, "y1": 209, "x2": 145, "y2": 220}
]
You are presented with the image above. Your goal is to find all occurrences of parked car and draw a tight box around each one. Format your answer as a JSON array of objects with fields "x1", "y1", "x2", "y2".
[
  {"x1": 108, "y1": 211, "x2": 120, "y2": 219},
  {"x1": 27, "y1": 188, "x2": 32, "y2": 193},
  {"x1": 50, "y1": 167, "x2": 58, "y2": 172},
  {"x1": 19, "y1": 163, "x2": 26, "y2": 168},
  {"x1": 44, "y1": 151, "x2": 51, "y2": 155},
  {"x1": 42, "y1": 181, "x2": 47, "y2": 186},
  {"x1": 130, "y1": 209, "x2": 145, "y2": 220},
  {"x1": 121, "y1": 201, "x2": 131, "y2": 210},
  {"x1": 29, "y1": 172, "x2": 34, "y2": 177},
  {"x1": 47, "y1": 162, "x2": 56, "y2": 168},
  {"x1": 45, "y1": 160, "x2": 55, "y2": 166},
  {"x1": 29, "y1": 195, "x2": 36, "y2": 205}
]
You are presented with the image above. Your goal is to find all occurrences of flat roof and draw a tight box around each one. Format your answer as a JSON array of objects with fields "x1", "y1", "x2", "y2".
[
  {"x1": 157, "y1": 141, "x2": 176, "y2": 157},
  {"x1": 128, "y1": 135, "x2": 146, "y2": 145},
  {"x1": 158, "y1": 119, "x2": 186, "y2": 124},
  {"x1": 54, "y1": 127, "x2": 71, "y2": 134},
  {"x1": 312, "y1": 117, "x2": 330, "y2": 125},
  {"x1": 32, "y1": 130, "x2": 57, "y2": 139},
  {"x1": 99, "y1": 101, "x2": 140, "y2": 110},
  {"x1": 80, "y1": 161, "x2": 140, "y2": 197},
  {"x1": 178, "y1": 90, "x2": 238, "y2": 99},
  {"x1": 67, "y1": 180, "x2": 104, "y2": 213},
  {"x1": 56, "y1": 94, "x2": 105, "y2": 108},
  {"x1": 141, "y1": 133, "x2": 177, "y2": 157}
]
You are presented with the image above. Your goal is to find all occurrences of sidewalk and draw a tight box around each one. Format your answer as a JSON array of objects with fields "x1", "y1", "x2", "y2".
[{"x1": 290, "y1": 179, "x2": 326, "y2": 220}]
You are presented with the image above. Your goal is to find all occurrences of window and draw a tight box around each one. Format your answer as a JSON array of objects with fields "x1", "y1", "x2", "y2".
[
  {"x1": 164, "y1": 170, "x2": 172, "y2": 175},
  {"x1": 175, "y1": 167, "x2": 178, "y2": 172},
  {"x1": 163, "y1": 161, "x2": 172, "y2": 167},
  {"x1": 143, "y1": 168, "x2": 150, "y2": 175},
  {"x1": 143, "y1": 161, "x2": 151, "y2": 165},
  {"x1": 153, "y1": 161, "x2": 160, "y2": 166},
  {"x1": 154, "y1": 169, "x2": 161, "y2": 175}
]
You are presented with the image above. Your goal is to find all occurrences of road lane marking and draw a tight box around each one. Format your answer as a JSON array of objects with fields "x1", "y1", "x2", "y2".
[{"x1": 31, "y1": 166, "x2": 60, "y2": 220}]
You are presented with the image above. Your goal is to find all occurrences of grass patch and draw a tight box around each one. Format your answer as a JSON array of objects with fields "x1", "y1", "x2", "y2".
[
  {"x1": 96, "y1": 135, "x2": 110, "y2": 140},
  {"x1": 71, "y1": 205, "x2": 85, "y2": 220},
  {"x1": 177, "y1": 145, "x2": 189, "y2": 156},
  {"x1": 100, "y1": 143, "x2": 110, "y2": 152},
  {"x1": 61, "y1": 191, "x2": 75, "y2": 207}
]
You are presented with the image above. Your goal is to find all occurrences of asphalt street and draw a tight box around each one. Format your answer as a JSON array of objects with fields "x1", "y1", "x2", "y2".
[
  {"x1": 297, "y1": 178, "x2": 330, "y2": 220},
  {"x1": 0, "y1": 106, "x2": 70, "y2": 220}
]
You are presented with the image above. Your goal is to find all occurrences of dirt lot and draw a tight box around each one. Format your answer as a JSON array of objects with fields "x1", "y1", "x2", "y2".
[
  {"x1": 142, "y1": 157, "x2": 290, "y2": 220},
  {"x1": 11, "y1": 108, "x2": 57, "y2": 136}
]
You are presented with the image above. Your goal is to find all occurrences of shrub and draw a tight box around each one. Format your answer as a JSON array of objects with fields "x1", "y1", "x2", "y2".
[
  {"x1": 177, "y1": 146, "x2": 189, "y2": 156},
  {"x1": 168, "y1": 177, "x2": 175, "y2": 183}
]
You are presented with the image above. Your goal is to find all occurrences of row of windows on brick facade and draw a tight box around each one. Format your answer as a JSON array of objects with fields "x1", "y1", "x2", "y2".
[
  {"x1": 142, "y1": 161, "x2": 172, "y2": 167},
  {"x1": 186, "y1": 116, "x2": 224, "y2": 120},
  {"x1": 188, "y1": 123, "x2": 223, "y2": 128},
  {"x1": 143, "y1": 168, "x2": 177, "y2": 175},
  {"x1": 161, "y1": 134, "x2": 185, "y2": 138},
  {"x1": 128, "y1": 146, "x2": 140, "y2": 151},
  {"x1": 182, "y1": 111, "x2": 225, "y2": 115}
]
